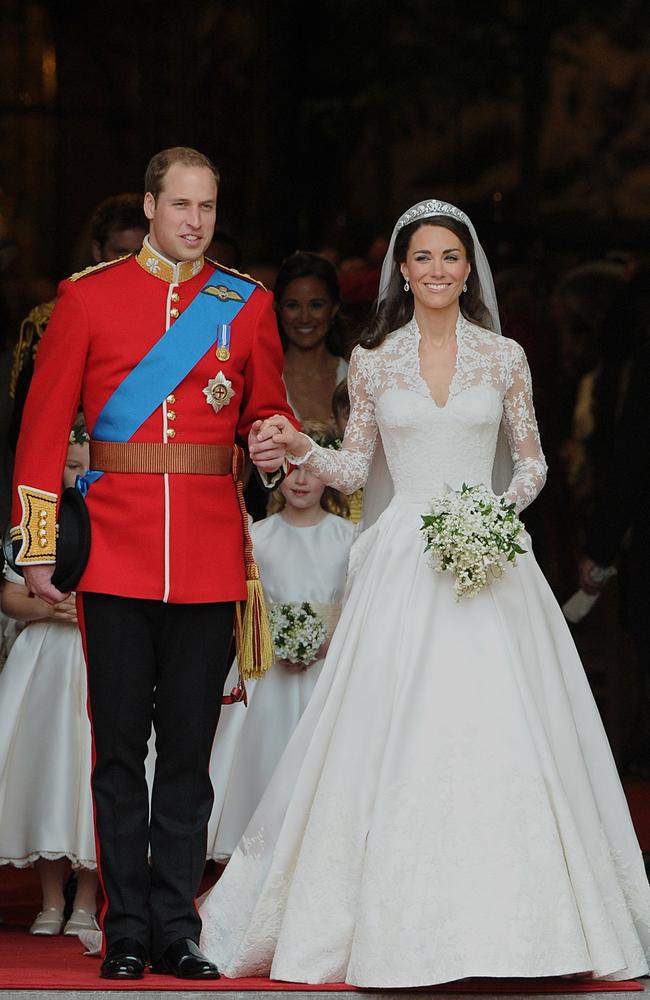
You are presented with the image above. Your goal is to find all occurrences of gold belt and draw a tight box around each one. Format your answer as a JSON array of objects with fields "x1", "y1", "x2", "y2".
[{"x1": 89, "y1": 440, "x2": 233, "y2": 476}]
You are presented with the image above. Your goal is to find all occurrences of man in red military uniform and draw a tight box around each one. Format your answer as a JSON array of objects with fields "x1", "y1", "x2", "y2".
[{"x1": 11, "y1": 147, "x2": 296, "y2": 980}]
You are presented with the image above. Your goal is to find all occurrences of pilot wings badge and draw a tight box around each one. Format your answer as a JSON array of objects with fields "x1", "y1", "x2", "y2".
[{"x1": 202, "y1": 284, "x2": 244, "y2": 303}]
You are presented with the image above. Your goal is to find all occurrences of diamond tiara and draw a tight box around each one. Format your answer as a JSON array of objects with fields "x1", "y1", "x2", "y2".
[{"x1": 395, "y1": 200, "x2": 471, "y2": 232}]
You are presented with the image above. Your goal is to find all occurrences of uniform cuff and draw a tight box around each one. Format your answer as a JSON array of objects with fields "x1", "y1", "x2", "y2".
[
  {"x1": 14, "y1": 485, "x2": 58, "y2": 565},
  {"x1": 259, "y1": 458, "x2": 288, "y2": 490}
]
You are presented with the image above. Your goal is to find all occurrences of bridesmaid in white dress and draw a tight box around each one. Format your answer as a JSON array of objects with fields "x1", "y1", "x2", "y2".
[
  {"x1": 0, "y1": 426, "x2": 99, "y2": 936},
  {"x1": 206, "y1": 421, "x2": 356, "y2": 861},
  {"x1": 197, "y1": 200, "x2": 650, "y2": 986}
]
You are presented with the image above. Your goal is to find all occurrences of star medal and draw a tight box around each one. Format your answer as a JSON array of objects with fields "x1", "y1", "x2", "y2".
[
  {"x1": 216, "y1": 322, "x2": 231, "y2": 361},
  {"x1": 203, "y1": 371, "x2": 235, "y2": 413}
]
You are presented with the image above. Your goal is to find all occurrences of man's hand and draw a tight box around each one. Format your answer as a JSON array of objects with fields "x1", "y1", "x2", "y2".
[
  {"x1": 23, "y1": 564, "x2": 69, "y2": 605},
  {"x1": 248, "y1": 419, "x2": 288, "y2": 472},
  {"x1": 250, "y1": 415, "x2": 310, "y2": 465}
]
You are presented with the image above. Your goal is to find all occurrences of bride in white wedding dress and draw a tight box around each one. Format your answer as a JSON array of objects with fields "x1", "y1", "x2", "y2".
[{"x1": 198, "y1": 200, "x2": 650, "y2": 987}]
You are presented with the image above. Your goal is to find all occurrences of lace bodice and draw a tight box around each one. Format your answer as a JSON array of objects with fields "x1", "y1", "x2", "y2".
[{"x1": 295, "y1": 315, "x2": 547, "y2": 514}]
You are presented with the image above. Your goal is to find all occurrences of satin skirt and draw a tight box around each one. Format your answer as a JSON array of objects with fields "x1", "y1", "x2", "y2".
[
  {"x1": 207, "y1": 653, "x2": 326, "y2": 862},
  {"x1": 198, "y1": 499, "x2": 650, "y2": 987},
  {"x1": 0, "y1": 623, "x2": 96, "y2": 869}
]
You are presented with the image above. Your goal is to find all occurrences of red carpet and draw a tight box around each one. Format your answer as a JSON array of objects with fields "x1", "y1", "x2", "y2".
[
  {"x1": 0, "y1": 928, "x2": 643, "y2": 992},
  {"x1": 1, "y1": 834, "x2": 648, "y2": 993}
]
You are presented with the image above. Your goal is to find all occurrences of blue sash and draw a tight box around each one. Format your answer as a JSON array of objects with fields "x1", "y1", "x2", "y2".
[{"x1": 81, "y1": 267, "x2": 255, "y2": 491}]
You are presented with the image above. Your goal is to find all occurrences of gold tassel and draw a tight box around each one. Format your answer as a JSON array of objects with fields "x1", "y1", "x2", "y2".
[
  {"x1": 234, "y1": 563, "x2": 274, "y2": 680},
  {"x1": 232, "y1": 447, "x2": 274, "y2": 680}
]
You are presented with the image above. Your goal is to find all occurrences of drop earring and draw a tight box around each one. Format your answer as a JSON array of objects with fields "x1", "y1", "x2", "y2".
[
  {"x1": 404, "y1": 279, "x2": 410, "y2": 293},
  {"x1": 462, "y1": 282, "x2": 468, "y2": 293}
]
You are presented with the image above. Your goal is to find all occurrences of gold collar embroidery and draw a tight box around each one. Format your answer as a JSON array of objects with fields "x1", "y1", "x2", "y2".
[{"x1": 135, "y1": 236, "x2": 205, "y2": 284}]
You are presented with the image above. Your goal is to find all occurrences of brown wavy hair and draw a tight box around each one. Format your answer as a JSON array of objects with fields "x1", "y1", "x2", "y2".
[
  {"x1": 359, "y1": 215, "x2": 493, "y2": 350},
  {"x1": 273, "y1": 251, "x2": 346, "y2": 358}
]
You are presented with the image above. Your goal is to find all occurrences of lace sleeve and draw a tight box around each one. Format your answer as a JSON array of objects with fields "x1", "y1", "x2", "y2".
[
  {"x1": 290, "y1": 347, "x2": 378, "y2": 494},
  {"x1": 501, "y1": 341, "x2": 547, "y2": 514}
]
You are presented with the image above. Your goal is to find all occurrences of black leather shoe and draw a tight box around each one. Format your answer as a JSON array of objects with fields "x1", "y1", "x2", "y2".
[
  {"x1": 151, "y1": 937, "x2": 220, "y2": 979},
  {"x1": 100, "y1": 937, "x2": 148, "y2": 979}
]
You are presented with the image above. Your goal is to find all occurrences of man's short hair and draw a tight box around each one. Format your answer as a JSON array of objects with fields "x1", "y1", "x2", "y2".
[
  {"x1": 90, "y1": 193, "x2": 147, "y2": 248},
  {"x1": 144, "y1": 147, "x2": 220, "y2": 202}
]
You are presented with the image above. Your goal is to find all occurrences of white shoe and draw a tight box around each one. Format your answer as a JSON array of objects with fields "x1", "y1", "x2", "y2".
[
  {"x1": 63, "y1": 908, "x2": 100, "y2": 935},
  {"x1": 30, "y1": 907, "x2": 65, "y2": 935}
]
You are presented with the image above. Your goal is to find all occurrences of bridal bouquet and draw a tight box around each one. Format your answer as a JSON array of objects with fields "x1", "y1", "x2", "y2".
[
  {"x1": 421, "y1": 483, "x2": 526, "y2": 600},
  {"x1": 268, "y1": 602, "x2": 327, "y2": 667}
]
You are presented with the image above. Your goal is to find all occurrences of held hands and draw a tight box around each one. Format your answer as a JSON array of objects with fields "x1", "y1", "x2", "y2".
[
  {"x1": 23, "y1": 565, "x2": 70, "y2": 606},
  {"x1": 248, "y1": 415, "x2": 309, "y2": 472},
  {"x1": 49, "y1": 592, "x2": 78, "y2": 624}
]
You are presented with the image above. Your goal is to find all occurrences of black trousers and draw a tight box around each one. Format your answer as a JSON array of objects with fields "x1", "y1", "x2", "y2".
[{"x1": 79, "y1": 593, "x2": 235, "y2": 957}]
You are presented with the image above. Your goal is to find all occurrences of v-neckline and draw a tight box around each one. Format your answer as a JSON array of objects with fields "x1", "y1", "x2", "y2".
[{"x1": 411, "y1": 314, "x2": 463, "y2": 410}]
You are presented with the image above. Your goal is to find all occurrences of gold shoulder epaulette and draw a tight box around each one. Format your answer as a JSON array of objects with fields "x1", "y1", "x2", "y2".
[
  {"x1": 24, "y1": 298, "x2": 56, "y2": 329},
  {"x1": 9, "y1": 298, "x2": 57, "y2": 398},
  {"x1": 206, "y1": 258, "x2": 267, "y2": 292},
  {"x1": 68, "y1": 254, "x2": 132, "y2": 282}
]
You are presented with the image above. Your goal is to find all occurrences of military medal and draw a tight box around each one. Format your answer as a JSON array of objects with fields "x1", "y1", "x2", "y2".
[
  {"x1": 203, "y1": 371, "x2": 235, "y2": 413},
  {"x1": 216, "y1": 323, "x2": 231, "y2": 361}
]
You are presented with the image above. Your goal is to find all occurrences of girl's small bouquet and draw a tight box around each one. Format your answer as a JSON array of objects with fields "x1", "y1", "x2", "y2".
[
  {"x1": 420, "y1": 483, "x2": 526, "y2": 600},
  {"x1": 268, "y1": 601, "x2": 327, "y2": 668}
]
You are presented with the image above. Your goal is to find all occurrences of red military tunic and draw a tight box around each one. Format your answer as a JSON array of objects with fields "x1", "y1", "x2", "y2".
[{"x1": 11, "y1": 239, "x2": 297, "y2": 603}]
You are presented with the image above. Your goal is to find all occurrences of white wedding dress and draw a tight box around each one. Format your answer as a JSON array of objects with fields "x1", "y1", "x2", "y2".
[{"x1": 199, "y1": 315, "x2": 650, "y2": 987}]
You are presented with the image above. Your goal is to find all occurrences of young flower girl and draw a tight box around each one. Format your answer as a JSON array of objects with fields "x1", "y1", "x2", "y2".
[
  {"x1": 206, "y1": 421, "x2": 356, "y2": 861},
  {"x1": 0, "y1": 418, "x2": 99, "y2": 935}
]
